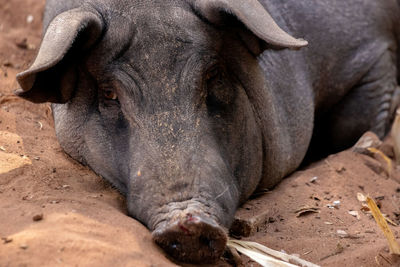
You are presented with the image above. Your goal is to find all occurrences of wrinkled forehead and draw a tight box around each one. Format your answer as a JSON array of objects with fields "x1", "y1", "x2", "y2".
[
  {"x1": 133, "y1": 2, "x2": 219, "y2": 53},
  {"x1": 131, "y1": 1, "x2": 199, "y2": 29},
  {"x1": 104, "y1": 0, "x2": 216, "y2": 49},
  {"x1": 92, "y1": 0, "x2": 220, "y2": 80}
]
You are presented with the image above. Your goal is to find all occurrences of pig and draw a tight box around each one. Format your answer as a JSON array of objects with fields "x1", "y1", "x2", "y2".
[{"x1": 16, "y1": 0, "x2": 400, "y2": 263}]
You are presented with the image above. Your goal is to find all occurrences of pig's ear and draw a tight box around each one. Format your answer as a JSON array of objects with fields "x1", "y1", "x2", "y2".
[
  {"x1": 15, "y1": 8, "x2": 104, "y2": 103},
  {"x1": 194, "y1": 0, "x2": 308, "y2": 49}
]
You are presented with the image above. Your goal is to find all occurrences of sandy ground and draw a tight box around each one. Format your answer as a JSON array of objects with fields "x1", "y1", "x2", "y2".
[{"x1": 0, "y1": 1, "x2": 400, "y2": 266}]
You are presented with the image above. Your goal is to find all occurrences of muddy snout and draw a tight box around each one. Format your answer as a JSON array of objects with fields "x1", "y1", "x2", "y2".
[{"x1": 152, "y1": 211, "x2": 227, "y2": 263}]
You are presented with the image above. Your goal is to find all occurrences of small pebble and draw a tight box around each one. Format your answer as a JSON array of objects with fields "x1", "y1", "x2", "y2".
[
  {"x1": 1, "y1": 237, "x2": 13, "y2": 244},
  {"x1": 326, "y1": 200, "x2": 341, "y2": 209},
  {"x1": 337, "y1": 230, "x2": 349, "y2": 238},
  {"x1": 32, "y1": 214, "x2": 43, "y2": 221},
  {"x1": 348, "y1": 210, "x2": 360, "y2": 220},
  {"x1": 16, "y1": 38, "x2": 28, "y2": 49},
  {"x1": 3, "y1": 61, "x2": 13, "y2": 67},
  {"x1": 26, "y1": 15, "x2": 34, "y2": 24}
]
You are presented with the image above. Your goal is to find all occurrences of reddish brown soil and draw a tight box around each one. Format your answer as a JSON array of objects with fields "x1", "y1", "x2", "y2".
[{"x1": 1, "y1": 1, "x2": 399, "y2": 266}]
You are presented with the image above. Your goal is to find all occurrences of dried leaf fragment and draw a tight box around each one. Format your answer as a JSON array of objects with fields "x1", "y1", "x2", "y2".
[
  {"x1": 385, "y1": 217, "x2": 398, "y2": 227},
  {"x1": 320, "y1": 243, "x2": 344, "y2": 261},
  {"x1": 336, "y1": 230, "x2": 348, "y2": 238},
  {"x1": 366, "y1": 196, "x2": 400, "y2": 255},
  {"x1": 227, "y1": 239, "x2": 320, "y2": 267},
  {"x1": 357, "y1": 192, "x2": 367, "y2": 202},
  {"x1": 295, "y1": 206, "x2": 320, "y2": 217},
  {"x1": 357, "y1": 193, "x2": 397, "y2": 225},
  {"x1": 367, "y1": 147, "x2": 392, "y2": 178},
  {"x1": 360, "y1": 205, "x2": 370, "y2": 213},
  {"x1": 348, "y1": 210, "x2": 360, "y2": 220},
  {"x1": 377, "y1": 253, "x2": 393, "y2": 265}
]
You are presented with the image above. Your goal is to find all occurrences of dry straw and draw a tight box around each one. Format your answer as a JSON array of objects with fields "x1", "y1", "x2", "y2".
[{"x1": 227, "y1": 239, "x2": 320, "y2": 267}]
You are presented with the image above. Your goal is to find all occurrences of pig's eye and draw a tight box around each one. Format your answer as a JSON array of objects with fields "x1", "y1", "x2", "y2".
[
  {"x1": 104, "y1": 90, "x2": 118, "y2": 100},
  {"x1": 205, "y1": 66, "x2": 219, "y2": 82},
  {"x1": 205, "y1": 66, "x2": 233, "y2": 114}
]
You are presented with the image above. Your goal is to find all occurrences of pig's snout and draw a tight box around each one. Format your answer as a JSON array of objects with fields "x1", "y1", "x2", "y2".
[{"x1": 152, "y1": 211, "x2": 227, "y2": 263}]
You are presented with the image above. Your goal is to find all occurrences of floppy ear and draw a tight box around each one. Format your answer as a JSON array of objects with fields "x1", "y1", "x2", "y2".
[
  {"x1": 15, "y1": 8, "x2": 104, "y2": 103},
  {"x1": 194, "y1": 0, "x2": 307, "y2": 49}
]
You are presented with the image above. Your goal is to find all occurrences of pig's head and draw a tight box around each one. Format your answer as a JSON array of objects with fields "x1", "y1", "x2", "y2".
[{"x1": 16, "y1": 0, "x2": 306, "y2": 263}]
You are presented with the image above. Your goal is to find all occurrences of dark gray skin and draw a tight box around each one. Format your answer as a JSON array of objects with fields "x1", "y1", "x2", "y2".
[{"x1": 15, "y1": 0, "x2": 400, "y2": 263}]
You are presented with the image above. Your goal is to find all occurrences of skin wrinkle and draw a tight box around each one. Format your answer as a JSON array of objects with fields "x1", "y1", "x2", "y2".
[
  {"x1": 215, "y1": 186, "x2": 230, "y2": 201},
  {"x1": 140, "y1": 140, "x2": 238, "y2": 228},
  {"x1": 118, "y1": 65, "x2": 145, "y2": 103},
  {"x1": 150, "y1": 197, "x2": 225, "y2": 231}
]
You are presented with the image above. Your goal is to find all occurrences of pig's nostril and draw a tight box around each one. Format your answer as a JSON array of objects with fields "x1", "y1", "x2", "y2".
[
  {"x1": 199, "y1": 235, "x2": 214, "y2": 250},
  {"x1": 170, "y1": 241, "x2": 180, "y2": 251},
  {"x1": 152, "y1": 215, "x2": 227, "y2": 263}
]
